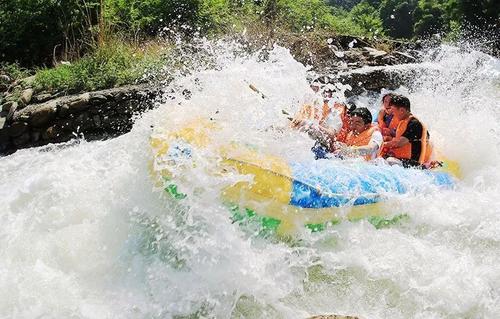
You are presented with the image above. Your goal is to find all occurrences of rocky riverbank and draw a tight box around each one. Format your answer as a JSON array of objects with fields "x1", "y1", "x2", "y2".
[{"x1": 0, "y1": 35, "x2": 421, "y2": 155}]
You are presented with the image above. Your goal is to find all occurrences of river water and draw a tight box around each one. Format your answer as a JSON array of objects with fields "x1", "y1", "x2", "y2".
[{"x1": 1, "y1": 42, "x2": 499, "y2": 318}]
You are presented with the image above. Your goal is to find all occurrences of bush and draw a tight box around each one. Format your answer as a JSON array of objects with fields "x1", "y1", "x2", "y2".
[
  {"x1": 274, "y1": 0, "x2": 337, "y2": 32},
  {"x1": 105, "y1": 0, "x2": 202, "y2": 35},
  {"x1": 34, "y1": 40, "x2": 165, "y2": 93},
  {"x1": 0, "y1": 0, "x2": 100, "y2": 66},
  {"x1": 349, "y1": 1, "x2": 384, "y2": 37},
  {"x1": 0, "y1": 63, "x2": 32, "y2": 82}
]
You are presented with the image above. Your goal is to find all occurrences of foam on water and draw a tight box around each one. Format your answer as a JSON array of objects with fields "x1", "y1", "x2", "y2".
[{"x1": 1, "y1": 41, "x2": 499, "y2": 318}]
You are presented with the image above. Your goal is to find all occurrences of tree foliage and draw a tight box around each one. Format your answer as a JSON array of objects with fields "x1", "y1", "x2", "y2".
[{"x1": 1, "y1": 0, "x2": 498, "y2": 67}]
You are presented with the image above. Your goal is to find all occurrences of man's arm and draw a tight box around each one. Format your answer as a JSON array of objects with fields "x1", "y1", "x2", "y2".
[
  {"x1": 383, "y1": 119, "x2": 422, "y2": 149},
  {"x1": 350, "y1": 131, "x2": 382, "y2": 156},
  {"x1": 383, "y1": 136, "x2": 409, "y2": 149},
  {"x1": 307, "y1": 124, "x2": 337, "y2": 147}
]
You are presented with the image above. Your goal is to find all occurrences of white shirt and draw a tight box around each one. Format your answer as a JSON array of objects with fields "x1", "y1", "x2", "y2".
[{"x1": 367, "y1": 130, "x2": 383, "y2": 160}]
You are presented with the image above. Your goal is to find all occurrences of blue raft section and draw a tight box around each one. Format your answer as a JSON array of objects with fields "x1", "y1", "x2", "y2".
[{"x1": 289, "y1": 160, "x2": 455, "y2": 209}]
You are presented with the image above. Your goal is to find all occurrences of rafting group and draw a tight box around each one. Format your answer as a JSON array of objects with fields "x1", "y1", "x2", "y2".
[{"x1": 291, "y1": 81, "x2": 436, "y2": 169}]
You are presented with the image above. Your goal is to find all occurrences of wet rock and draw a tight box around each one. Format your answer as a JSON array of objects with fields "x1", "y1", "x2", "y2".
[
  {"x1": 0, "y1": 117, "x2": 5, "y2": 130},
  {"x1": 74, "y1": 112, "x2": 94, "y2": 130},
  {"x1": 2, "y1": 84, "x2": 164, "y2": 154},
  {"x1": 31, "y1": 131, "x2": 41, "y2": 143},
  {"x1": 90, "y1": 94, "x2": 108, "y2": 105},
  {"x1": 42, "y1": 125, "x2": 71, "y2": 141},
  {"x1": 58, "y1": 104, "x2": 70, "y2": 118},
  {"x1": 392, "y1": 50, "x2": 417, "y2": 63},
  {"x1": 7, "y1": 121, "x2": 28, "y2": 137},
  {"x1": 93, "y1": 115, "x2": 102, "y2": 127},
  {"x1": 0, "y1": 128, "x2": 10, "y2": 151},
  {"x1": 12, "y1": 132, "x2": 30, "y2": 147},
  {"x1": 55, "y1": 118, "x2": 74, "y2": 132}
]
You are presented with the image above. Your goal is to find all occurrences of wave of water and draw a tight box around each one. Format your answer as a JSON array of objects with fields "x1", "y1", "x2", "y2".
[{"x1": 1, "y1": 42, "x2": 499, "y2": 318}]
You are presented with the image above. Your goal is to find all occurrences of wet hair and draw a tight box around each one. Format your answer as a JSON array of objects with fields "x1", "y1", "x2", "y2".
[
  {"x1": 390, "y1": 94, "x2": 411, "y2": 112},
  {"x1": 346, "y1": 102, "x2": 357, "y2": 115},
  {"x1": 382, "y1": 93, "x2": 394, "y2": 103},
  {"x1": 350, "y1": 107, "x2": 372, "y2": 124}
]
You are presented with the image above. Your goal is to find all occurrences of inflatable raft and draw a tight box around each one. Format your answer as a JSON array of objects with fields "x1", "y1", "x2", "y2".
[{"x1": 150, "y1": 118, "x2": 459, "y2": 236}]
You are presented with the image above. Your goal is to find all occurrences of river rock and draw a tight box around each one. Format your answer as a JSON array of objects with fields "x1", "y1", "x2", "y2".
[
  {"x1": 31, "y1": 131, "x2": 41, "y2": 143},
  {"x1": 12, "y1": 132, "x2": 30, "y2": 147},
  {"x1": 90, "y1": 94, "x2": 109, "y2": 105},
  {"x1": 6, "y1": 101, "x2": 18, "y2": 122},
  {"x1": 21, "y1": 88, "x2": 34, "y2": 105},
  {"x1": 93, "y1": 115, "x2": 102, "y2": 127},
  {"x1": 7, "y1": 121, "x2": 28, "y2": 137},
  {"x1": 392, "y1": 50, "x2": 417, "y2": 63},
  {"x1": 28, "y1": 101, "x2": 57, "y2": 127},
  {"x1": 42, "y1": 125, "x2": 70, "y2": 141},
  {"x1": 32, "y1": 93, "x2": 53, "y2": 103},
  {"x1": 364, "y1": 46, "x2": 387, "y2": 58},
  {"x1": 74, "y1": 112, "x2": 94, "y2": 130},
  {"x1": 66, "y1": 93, "x2": 90, "y2": 114},
  {"x1": 2, "y1": 101, "x2": 15, "y2": 113}
]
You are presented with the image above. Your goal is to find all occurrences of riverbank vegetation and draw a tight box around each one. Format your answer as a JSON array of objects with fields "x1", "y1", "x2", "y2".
[{"x1": 1, "y1": 0, "x2": 498, "y2": 94}]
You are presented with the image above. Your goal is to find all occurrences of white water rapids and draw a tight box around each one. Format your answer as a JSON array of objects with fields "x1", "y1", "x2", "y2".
[{"x1": 1, "y1": 43, "x2": 499, "y2": 318}]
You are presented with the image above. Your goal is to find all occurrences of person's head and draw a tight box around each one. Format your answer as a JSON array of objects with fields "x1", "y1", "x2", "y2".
[
  {"x1": 346, "y1": 102, "x2": 357, "y2": 116},
  {"x1": 322, "y1": 83, "x2": 335, "y2": 100},
  {"x1": 310, "y1": 82, "x2": 321, "y2": 93},
  {"x1": 382, "y1": 93, "x2": 394, "y2": 113},
  {"x1": 349, "y1": 107, "x2": 372, "y2": 134},
  {"x1": 389, "y1": 94, "x2": 411, "y2": 120}
]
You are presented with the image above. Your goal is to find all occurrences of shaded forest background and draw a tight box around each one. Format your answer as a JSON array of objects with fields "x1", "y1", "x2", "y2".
[{"x1": 1, "y1": 0, "x2": 498, "y2": 67}]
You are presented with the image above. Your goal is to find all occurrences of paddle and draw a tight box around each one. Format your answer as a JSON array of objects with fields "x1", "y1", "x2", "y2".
[{"x1": 245, "y1": 80, "x2": 294, "y2": 121}]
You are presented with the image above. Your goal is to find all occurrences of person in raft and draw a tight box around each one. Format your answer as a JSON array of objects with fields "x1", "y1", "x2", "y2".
[
  {"x1": 376, "y1": 92, "x2": 399, "y2": 142},
  {"x1": 291, "y1": 81, "x2": 356, "y2": 159},
  {"x1": 291, "y1": 80, "x2": 329, "y2": 130},
  {"x1": 380, "y1": 94, "x2": 433, "y2": 168},
  {"x1": 333, "y1": 107, "x2": 383, "y2": 161}
]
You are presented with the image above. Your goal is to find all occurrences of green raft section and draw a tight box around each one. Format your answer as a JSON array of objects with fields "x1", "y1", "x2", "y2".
[{"x1": 162, "y1": 176, "x2": 410, "y2": 236}]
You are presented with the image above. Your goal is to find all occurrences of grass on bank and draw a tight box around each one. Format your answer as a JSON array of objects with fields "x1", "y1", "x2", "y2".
[{"x1": 33, "y1": 40, "x2": 169, "y2": 94}]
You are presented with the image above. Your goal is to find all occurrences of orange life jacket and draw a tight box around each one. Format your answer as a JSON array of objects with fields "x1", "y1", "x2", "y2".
[
  {"x1": 383, "y1": 115, "x2": 432, "y2": 164},
  {"x1": 377, "y1": 110, "x2": 400, "y2": 134},
  {"x1": 345, "y1": 125, "x2": 380, "y2": 160}
]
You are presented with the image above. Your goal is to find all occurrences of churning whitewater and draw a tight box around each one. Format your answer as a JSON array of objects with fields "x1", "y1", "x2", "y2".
[{"x1": 1, "y1": 43, "x2": 499, "y2": 318}]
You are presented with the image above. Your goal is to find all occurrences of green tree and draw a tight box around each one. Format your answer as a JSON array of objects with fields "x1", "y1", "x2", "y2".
[
  {"x1": 379, "y1": 0, "x2": 418, "y2": 38},
  {"x1": 460, "y1": 0, "x2": 498, "y2": 27},
  {"x1": 0, "y1": 0, "x2": 100, "y2": 66},
  {"x1": 349, "y1": 0, "x2": 384, "y2": 36},
  {"x1": 274, "y1": 0, "x2": 337, "y2": 32},
  {"x1": 414, "y1": 0, "x2": 447, "y2": 36},
  {"x1": 105, "y1": 0, "x2": 201, "y2": 35}
]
